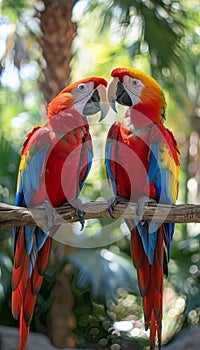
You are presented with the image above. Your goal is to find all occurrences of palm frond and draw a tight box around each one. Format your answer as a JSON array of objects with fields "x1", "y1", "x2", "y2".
[{"x1": 68, "y1": 248, "x2": 138, "y2": 301}]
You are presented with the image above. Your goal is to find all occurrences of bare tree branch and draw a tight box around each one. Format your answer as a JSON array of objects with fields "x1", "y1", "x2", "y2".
[{"x1": 0, "y1": 201, "x2": 200, "y2": 229}]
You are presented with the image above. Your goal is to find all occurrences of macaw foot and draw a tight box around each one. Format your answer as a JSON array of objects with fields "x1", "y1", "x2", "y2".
[
  {"x1": 34, "y1": 200, "x2": 55, "y2": 232},
  {"x1": 68, "y1": 199, "x2": 85, "y2": 231},
  {"x1": 136, "y1": 195, "x2": 156, "y2": 224},
  {"x1": 107, "y1": 195, "x2": 128, "y2": 219}
]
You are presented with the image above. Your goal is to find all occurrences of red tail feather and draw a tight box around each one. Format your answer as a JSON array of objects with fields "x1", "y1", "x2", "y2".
[
  {"x1": 37, "y1": 236, "x2": 52, "y2": 274},
  {"x1": 12, "y1": 228, "x2": 52, "y2": 350},
  {"x1": 14, "y1": 230, "x2": 26, "y2": 269},
  {"x1": 12, "y1": 231, "x2": 27, "y2": 291},
  {"x1": 12, "y1": 230, "x2": 29, "y2": 320},
  {"x1": 12, "y1": 287, "x2": 22, "y2": 320},
  {"x1": 19, "y1": 311, "x2": 29, "y2": 350},
  {"x1": 131, "y1": 226, "x2": 164, "y2": 349},
  {"x1": 23, "y1": 282, "x2": 37, "y2": 325}
]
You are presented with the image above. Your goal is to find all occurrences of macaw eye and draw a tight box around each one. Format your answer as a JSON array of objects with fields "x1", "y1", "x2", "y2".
[
  {"x1": 77, "y1": 83, "x2": 87, "y2": 91},
  {"x1": 132, "y1": 79, "x2": 139, "y2": 86}
]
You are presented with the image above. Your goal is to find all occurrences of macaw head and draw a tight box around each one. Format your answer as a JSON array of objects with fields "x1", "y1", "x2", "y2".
[
  {"x1": 107, "y1": 67, "x2": 166, "y2": 123},
  {"x1": 48, "y1": 77, "x2": 109, "y2": 121}
]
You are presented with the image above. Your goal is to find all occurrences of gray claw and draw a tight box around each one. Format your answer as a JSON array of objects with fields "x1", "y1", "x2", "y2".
[
  {"x1": 68, "y1": 199, "x2": 85, "y2": 230},
  {"x1": 107, "y1": 196, "x2": 128, "y2": 219},
  {"x1": 34, "y1": 200, "x2": 55, "y2": 232},
  {"x1": 136, "y1": 196, "x2": 156, "y2": 223}
]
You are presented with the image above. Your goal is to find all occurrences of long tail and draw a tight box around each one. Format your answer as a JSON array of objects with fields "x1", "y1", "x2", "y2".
[
  {"x1": 131, "y1": 226, "x2": 164, "y2": 350},
  {"x1": 12, "y1": 227, "x2": 52, "y2": 350}
]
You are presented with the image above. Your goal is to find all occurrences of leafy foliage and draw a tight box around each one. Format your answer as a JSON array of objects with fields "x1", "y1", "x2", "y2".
[
  {"x1": 86, "y1": 0, "x2": 186, "y2": 77},
  {"x1": 0, "y1": 132, "x2": 19, "y2": 203},
  {"x1": 170, "y1": 233, "x2": 200, "y2": 325},
  {"x1": 0, "y1": 132, "x2": 19, "y2": 327},
  {"x1": 68, "y1": 248, "x2": 138, "y2": 300}
]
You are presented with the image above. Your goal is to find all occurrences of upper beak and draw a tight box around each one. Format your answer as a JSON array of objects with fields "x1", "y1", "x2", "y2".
[
  {"x1": 107, "y1": 77, "x2": 118, "y2": 113},
  {"x1": 97, "y1": 84, "x2": 110, "y2": 121}
]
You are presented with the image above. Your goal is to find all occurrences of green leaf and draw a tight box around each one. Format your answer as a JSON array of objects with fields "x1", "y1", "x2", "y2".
[
  {"x1": 68, "y1": 248, "x2": 138, "y2": 301},
  {"x1": 0, "y1": 132, "x2": 19, "y2": 203}
]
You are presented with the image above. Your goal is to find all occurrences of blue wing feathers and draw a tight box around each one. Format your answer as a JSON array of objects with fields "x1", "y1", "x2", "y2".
[
  {"x1": 148, "y1": 143, "x2": 159, "y2": 183},
  {"x1": 105, "y1": 140, "x2": 117, "y2": 195},
  {"x1": 79, "y1": 147, "x2": 93, "y2": 191},
  {"x1": 24, "y1": 227, "x2": 34, "y2": 255},
  {"x1": 14, "y1": 185, "x2": 25, "y2": 207},
  {"x1": 15, "y1": 145, "x2": 48, "y2": 205},
  {"x1": 24, "y1": 226, "x2": 48, "y2": 256},
  {"x1": 148, "y1": 141, "x2": 175, "y2": 204},
  {"x1": 14, "y1": 131, "x2": 50, "y2": 264},
  {"x1": 36, "y1": 229, "x2": 49, "y2": 251},
  {"x1": 146, "y1": 137, "x2": 178, "y2": 262},
  {"x1": 136, "y1": 221, "x2": 158, "y2": 264}
]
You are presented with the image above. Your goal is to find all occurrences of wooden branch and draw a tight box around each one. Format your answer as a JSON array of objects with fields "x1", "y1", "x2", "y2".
[{"x1": 0, "y1": 201, "x2": 200, "y2": 229}]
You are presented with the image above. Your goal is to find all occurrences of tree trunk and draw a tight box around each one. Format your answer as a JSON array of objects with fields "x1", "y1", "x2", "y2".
[
  {"x1": 38, "y1": 0, "x2": 78, "y2": 103},
  {"x1": 47, "y1": 263, "x2": 76, "y2": 348}
]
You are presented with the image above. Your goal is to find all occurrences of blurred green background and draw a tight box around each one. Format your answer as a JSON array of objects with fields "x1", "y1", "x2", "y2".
[{"x1": 0, "y1": 0, "x2": 200, "y2": 349}]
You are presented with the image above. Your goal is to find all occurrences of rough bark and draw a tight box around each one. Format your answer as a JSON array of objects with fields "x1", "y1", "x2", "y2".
[{"x1": 37, "y1": 0, "x2": 78, "y2": 103}]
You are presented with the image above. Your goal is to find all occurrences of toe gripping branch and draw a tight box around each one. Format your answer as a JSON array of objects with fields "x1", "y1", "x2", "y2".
[
  {"x1": 68, "y1": 199, "x2": 85, "y2": 230},
  {"x1": 136, "y1": 195, "x2": 157, "y2": 224},
  {"x1": 107, "y1": 196, "x2": 128, "y2": 219},
  {"x1": 33, "y1": 200, "x2": 56, "y2": 232}
]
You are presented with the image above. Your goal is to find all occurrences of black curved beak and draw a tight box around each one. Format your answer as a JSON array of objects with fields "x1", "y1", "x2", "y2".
[
  {"x1": 115, "y1": 81, "x2": 132, "y2": 106},
  {"x1": 107, "y1": 77, "x2": 132, "y2": 112},
  {"x1": 83, "y1": 85, "x2": 109, "y2": 121}
]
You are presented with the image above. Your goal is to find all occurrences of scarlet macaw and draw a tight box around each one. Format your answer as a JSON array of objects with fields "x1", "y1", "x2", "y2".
[
  {"x1": 12, "y1": 77, "x2": 108, "y2": 350},
  {"x1": 106, "y1": 67, "x2": 180, "y2": 349}
]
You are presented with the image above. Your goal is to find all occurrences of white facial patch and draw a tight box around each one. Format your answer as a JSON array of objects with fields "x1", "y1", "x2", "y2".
[
  {"x1": 72, "y1": 81, "x2": 95, "y2": 114},
  {"x1": 123, "y1": 75, "x2": 145, "y2": 107}
]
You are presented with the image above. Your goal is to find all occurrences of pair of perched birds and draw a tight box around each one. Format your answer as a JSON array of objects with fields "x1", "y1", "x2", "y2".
[{"x1": 12, "y1": 67, "x2": 180, "y2": 350}]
